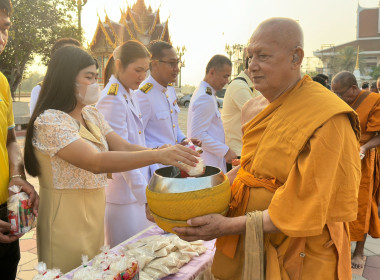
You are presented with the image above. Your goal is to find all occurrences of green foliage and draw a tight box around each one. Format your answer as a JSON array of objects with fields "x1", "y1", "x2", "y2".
[
  {"x1": 19, "y1": 72, "x2": 44, "y2": 92},
  {"x1": 370, "y1": 65, "x2": 380, "y2": 80},
  {"x1": 324, "y1": 46, "x2": 364, "y2": 76},
  {"x1": 0, "y1": 0, "x2": 80, "y2": 96}
]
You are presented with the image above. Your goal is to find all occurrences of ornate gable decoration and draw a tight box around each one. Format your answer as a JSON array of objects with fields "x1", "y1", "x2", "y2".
[{"x1": 90, "y1": 0, "x2": 171, "y2": 52}]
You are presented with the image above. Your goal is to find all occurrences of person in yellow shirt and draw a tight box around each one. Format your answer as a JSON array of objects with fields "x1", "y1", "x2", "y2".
[
  {"x1": 174, "y1": 17, "x2": 360, "y2": 279},
  {"x1": 0, "y1": 1, "x2": 39, "y2": 278},
  {"x1": 221, "y1": 56, "x2": 260, "y2": 171}
]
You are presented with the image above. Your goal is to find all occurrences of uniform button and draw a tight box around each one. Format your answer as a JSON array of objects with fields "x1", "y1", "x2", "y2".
[
  {"x1": 166, "y1": 94, "x2": 169, "y2": 98},
  {"x1": 170, "y1": 109, "x2": 173, "y2": 113},
  {"x1": 176, "y1": 140, "x2": 178, "y2": 143},
  {"x1": 173, "y1": 124, "x2": 175, "y2": 128},
  {"x1": 299, "y1": 252, "x2": 305, "y2": 258},
  {"x1": 138, "y1": 131, "x2": 142, "y2": 134}
]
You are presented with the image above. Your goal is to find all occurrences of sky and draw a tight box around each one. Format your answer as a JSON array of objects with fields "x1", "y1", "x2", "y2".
[{"x1": 77, "y1": 0, "x2": 379, "y2": 85}]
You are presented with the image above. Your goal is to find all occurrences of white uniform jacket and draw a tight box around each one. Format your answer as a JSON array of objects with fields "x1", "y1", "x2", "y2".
[
  {"x1": 136, "y1": 75, "x2": 186, "y2": 148},
  {"x1": 187, "y1": 81, "x2": 229, "y2": 173},
  {"x1": 30, "y1": 84, "x2": 41, "y2": 115},
  {"x1": 96, "y1": 75, "x2": 151, "y2": 205}
]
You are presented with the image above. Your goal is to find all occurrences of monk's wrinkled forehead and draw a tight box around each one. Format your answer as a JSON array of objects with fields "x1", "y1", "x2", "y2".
[{"x1": 249, "y1": 18, "x2": 304, "y2": 51}]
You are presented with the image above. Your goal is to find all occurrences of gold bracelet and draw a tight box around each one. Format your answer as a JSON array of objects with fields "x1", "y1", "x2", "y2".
[{"x1": 9, "y1": 174, "x2": 25, "y2": 181}]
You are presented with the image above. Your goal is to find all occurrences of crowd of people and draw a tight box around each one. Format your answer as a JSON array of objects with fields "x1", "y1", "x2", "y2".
[{"x1": 1, "y1": 0, "x2": 380, "y2": 279}]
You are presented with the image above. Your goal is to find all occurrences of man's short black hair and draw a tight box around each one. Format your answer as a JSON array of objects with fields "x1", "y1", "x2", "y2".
[
  {"x1": 316, "y1": 73, "x2": 328, "y2": 81},
  {"x1": 148, "y1": 40, "x2": 173, "y2": 60},
  {"x1": 371, "y1": 82, "x2": 377, "y2": 89},
  {"x1": 362, "y1": 82, "x2": 369, "y2": 89},
  {"x1": 51, "y1": 38, "x2": 81, "y2": 55},
  {"x1": 206, "y1": 55, "x2": 232, "y2": 74},
  {"x1": 312, "y1": 76, "x2": 327, "y2": 87},
  {"x1": 0, "y1": 0, "x2": 12, "y2": 16}
]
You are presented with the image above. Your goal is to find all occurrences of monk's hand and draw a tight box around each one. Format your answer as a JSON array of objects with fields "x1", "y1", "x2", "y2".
[
  {"x1": 224, "y1": 148, "x2": 237, "y2": 164},
  {"x1": 156, "y1": 144, "x2": 199, "y2": 168},
  {"x1": 145, "y1": 203, "x2": 155, "y2": 223},
  {"x1": 173, "y1": 214, "x2": 234, "y2": 242},
  {"x1": 360, "y1": 146, "x2": 367, "y2": 158}
]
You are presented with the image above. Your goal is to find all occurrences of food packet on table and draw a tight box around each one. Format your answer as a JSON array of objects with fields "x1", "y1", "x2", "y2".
[
  {"x1": 72, "y1": 255, "x2": 103, "y2": 280},
  {"x1": 179, "y1": 140, "x2": 205, "y2": 178},
  {"x1": 142, "y1": 238, "x2": 171, "y2": 254},
  {"x1": 153, "y1": 243, "x2": 175, "y2": 257},
  {"x1": 109, "y1": 253, "x2": 136, "y2": 273},
  {"x1": 124, "y1": 247, "x2": 155, "y2": 269},
  {"x1": 8, "y1": 185, "x2": 36, "y2": 235},
  {"x1": 33, "y1": 262, "x2": 64, "y2": 280},
  {"x1": 92, "y1": 245, "x2": 113, "y2": 270},
  {"x1": 139, "y1": 271, "x2": 155, "y2": 280},
  {"x1": 143, "y1": 266, "x2": 176, "y2": 279}
]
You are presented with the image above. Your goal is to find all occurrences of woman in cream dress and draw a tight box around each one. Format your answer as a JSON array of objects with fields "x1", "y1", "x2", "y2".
[{"x1": 23, "y1": 46, "x2": 198, "y2": 273}]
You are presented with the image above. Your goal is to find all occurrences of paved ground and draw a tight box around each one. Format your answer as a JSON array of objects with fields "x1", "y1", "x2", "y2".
[{"x1": 13, "y1": 104, "x2": 380, "y2": 279}]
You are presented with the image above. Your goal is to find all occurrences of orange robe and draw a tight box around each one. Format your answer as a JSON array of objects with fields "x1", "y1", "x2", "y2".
[
  {"x1": 212, "y1": 76, "x2": 361, "y2": 280},
  {"x1": 349, "y1": 90, "x2": 380, "y2": 241}
]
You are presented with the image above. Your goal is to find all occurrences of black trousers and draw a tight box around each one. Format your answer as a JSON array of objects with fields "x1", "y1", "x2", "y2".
[{"x1": 0, "y1": 203, "x2": 20, "y2": 280}]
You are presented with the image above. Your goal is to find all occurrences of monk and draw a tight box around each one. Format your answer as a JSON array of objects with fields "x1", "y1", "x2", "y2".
[
  {"x1": 174, "y1": 18, "x2": 361, "y2": 280},
  {"x1": 331, "y1": 71, "x2": 380, "y2": 269}
]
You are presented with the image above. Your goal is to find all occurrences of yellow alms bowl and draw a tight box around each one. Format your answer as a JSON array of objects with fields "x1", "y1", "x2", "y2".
[{"x1": 146, "y1": 166, "x2": 231, "y2": 223}]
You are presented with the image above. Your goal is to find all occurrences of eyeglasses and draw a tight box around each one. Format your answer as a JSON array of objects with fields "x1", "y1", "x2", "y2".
[{"x1": 157, "y1": 60, "x2": 182, "y2": 69}]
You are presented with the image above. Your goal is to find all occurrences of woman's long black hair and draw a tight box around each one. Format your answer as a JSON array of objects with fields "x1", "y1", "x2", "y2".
[{"x1": 24, "y1": 46, "x2": 96, "y2": 176}]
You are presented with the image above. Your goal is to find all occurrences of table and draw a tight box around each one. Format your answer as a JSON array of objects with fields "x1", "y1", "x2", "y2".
[{"x1": 64, "y1": 225, "x2": 216, "y2": 280}]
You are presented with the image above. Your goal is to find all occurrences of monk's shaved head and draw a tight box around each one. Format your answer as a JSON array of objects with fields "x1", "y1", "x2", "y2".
[
  {"x1": 247, "y1": 17, "x2": 304, "y2": 101},
  {"x1": 251, "y1": 17, "x2": 304, "y2": 50},
  {"x1": 331, "y1": 71, "x2": 361, "y2": 104},
  {"x1": 332, "y1": 71, "x2": 358, "y2": 88}
]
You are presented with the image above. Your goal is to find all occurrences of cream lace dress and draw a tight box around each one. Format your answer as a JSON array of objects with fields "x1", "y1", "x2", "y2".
[{"x1": 32, "y1": 106, "x2": 112, "y2": 273}]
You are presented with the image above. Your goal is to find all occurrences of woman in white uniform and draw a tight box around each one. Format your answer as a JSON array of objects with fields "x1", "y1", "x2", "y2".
[{"x1": 96, "y1": 41, "x2": 155, "y2": 247}]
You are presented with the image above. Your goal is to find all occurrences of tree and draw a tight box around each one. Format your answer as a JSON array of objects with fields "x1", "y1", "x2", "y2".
[
  {"x1": 370, "y1": 65, "x2": 380, "y2": 80},
  {"x1": 0, "y1": 0, "x2": 80, "y2": 97},
  {"x1": 337, "y1": 46, "x2": 356, "y2": 72}
]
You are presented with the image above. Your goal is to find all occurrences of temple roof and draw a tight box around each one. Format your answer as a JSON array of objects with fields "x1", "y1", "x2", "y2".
[
  {"x1": 90, "y1": 0, "x2": 170, "y2": 52},
  {"x1": 314, "y1": 38, "x2": 380, "y2": 57}
]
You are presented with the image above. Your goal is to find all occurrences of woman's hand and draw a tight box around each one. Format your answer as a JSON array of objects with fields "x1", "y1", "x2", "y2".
[{"x1": 155, "y1": 144, "x2": 199, "y2": 169}]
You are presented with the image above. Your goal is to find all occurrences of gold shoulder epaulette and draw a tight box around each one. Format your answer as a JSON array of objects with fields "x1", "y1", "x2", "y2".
[
  {"x1": 37, "y1": 81, "x2": 43, "y2": 86},
  {"x1": 140, "y1": 83, "x2": 153, "y2": 94},
  {"x1": 206, "y1": 87, "x2": 212, "y2": 95},
  {"x1": 107, "y1": 83, "x2": 119, "y2": 95}
]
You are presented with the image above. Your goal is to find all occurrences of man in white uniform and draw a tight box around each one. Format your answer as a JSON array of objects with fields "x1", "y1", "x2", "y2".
[
  {"x1": 136, "y1": 41, "x2": 200, "y2": 168},
  {"x1": 222, "y1": 57, "x2": 260, "y2": 171},
  {"x1": 187, "y1": 55, "x2": 237, "y2": 173}
]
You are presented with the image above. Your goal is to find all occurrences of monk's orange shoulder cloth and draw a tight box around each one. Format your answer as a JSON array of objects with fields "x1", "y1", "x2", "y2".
[{"x1": 216, "y1": 75, "x2": 360, "y2": 259}]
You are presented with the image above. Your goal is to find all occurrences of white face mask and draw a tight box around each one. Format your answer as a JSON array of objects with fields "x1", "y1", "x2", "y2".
[{"x1": 76, "y1": 82, "x2": 100, "y2": 105}]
